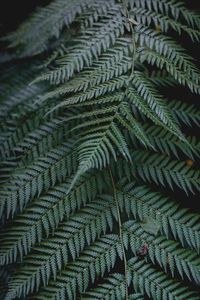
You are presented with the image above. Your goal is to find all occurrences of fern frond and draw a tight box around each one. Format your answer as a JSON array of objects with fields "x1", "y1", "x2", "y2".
[
  {"x1": 139, "y1": 48, "x2": 200, "y2": 94},
  {"x1": 1, "y1": 1, "x2": 200, "y2": 299},
  {"x1": 6, "y1": 199, "x2": 118, "y2": 299},
  {"x1": 128, "y1": 5, "x2": 200, "y2": 41},
  {"x1": 147, "y1": 70, "x2": 176, "y2": 88},
  {"x1": 34, "y1": 10, "x2": 125, "y2": 84},
  {"x1": 131, "y1": 71, "x2": 185, "y2": 139},
  {"x1": 117, "y1": 103, "x2": 152, "y2": 148},
  {"x1": 46, "y1": 76, "x2": 128, "y2": 109},
  {"x1": 27, "y1": 235, "x2": 122, "y2": 300},
  {"x1": 0, "y1": 116, "x2": 66, "y2": 164},
  {"x1": 135, "y1": 27, "x2": 200, "y2": 76},
  {"x1": 169, "y1": 100, "x2": 200, "y2": 127},
  {"x1": 127, "y1": 88, "x2": 184, "y2": 138},
  {"x1": 65, "y1": 95, "x2": 157, "y2": 191},
  {"x1": 80, "y1": 273, "x2": 127, "y2": 300},
  {"x1": 4, "y1": 0, "x2": 117, "y2": 57},
  {"x1": 70, "y1": 121, "x2": 130, "y2": 191},
  {"x1": 82, "y1": 275, "x2": 143, "y2": 300},
  {"x1": 134, "y1": 152, "x2": 200, "y2": 193},
  {"x1": 128, "y1": 0, "x2": 200, "y2": 28},
  {"x1": 128, "y1": 257, "x2": 200, "y2": 299},
  {"x1": 117, "y1": 181, "x2": 200, "y2": 253},
  {"x1": 127, "y1": 124, "x2": 200, "y2": 159},
  {"x1": 0, "y1": 63, "x2": 47, "y2": 125},
  {"x1": 0, "y1": 170, "x2": 106, "y2": 265},
  {"x1": 123, "y1": 220, "x2": 200, "y2": 284},
  {"x1": 128, "y1": 294, "x2": 145, "y2": 300},
  {"x1": 37, "y1": 56, "x2": 132, "y2": 101},
  {"x1": 1, "y1": 141, "x2": 77, "y2": 218},
  {"x1": 115, "y1": 151, "x2": 200, "y2": 194}
]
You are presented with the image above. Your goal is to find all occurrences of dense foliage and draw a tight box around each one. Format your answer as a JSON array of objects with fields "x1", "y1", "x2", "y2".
[{"x1": 0, "y1": 0, "x2": 200, "y2": 299}]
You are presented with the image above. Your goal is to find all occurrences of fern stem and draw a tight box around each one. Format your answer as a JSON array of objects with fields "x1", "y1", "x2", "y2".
[
  {"x1": 108, "y1": 166, "x2": 129, "y2": 300},
  {"x1": 120, "y1": 0, "x2": 136, "y2": 83}
]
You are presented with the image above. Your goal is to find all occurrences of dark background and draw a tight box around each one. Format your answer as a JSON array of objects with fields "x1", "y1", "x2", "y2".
[{"x1": 0, "y1": 0, "x2": 50, "y2": 35}]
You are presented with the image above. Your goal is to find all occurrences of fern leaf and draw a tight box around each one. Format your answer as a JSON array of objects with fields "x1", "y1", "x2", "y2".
[
  {"x1": 131, "y1": 71, "x2": 188, "y2": 139},
  {"x1": 139, "y1": 48, "x2": 200, "y2": 94},
  {"x1": 128, "y1": 0, "x2": 200, "y2": 29},
  {"x1": 4, "y1": 0, "x2": 117, "y2": 57},
  {"x1": 1, "y1": 1, "x2": 200, "y2": 299},
  {"x1": 169, "y1": 100, "x2": 200, "y2": 127},
  {"x1": 127, "y1": 124, "x2": 200, "y2": 159},
  {"x1": 128, "y1": 257, "x2": 200, "y2": 299},
  {"x1": 0, "y1": 141, "x2": 77, "y2": 218},
  {"x1": 33, "y1": 8, "x2": 125, "y2": 84},
  {"x1": 80, "y1": 273, "x2": 127, "y2": 300},
  {"x1": 6, "y1": 199, "x2": 118, "y2": 298},
  {"x1": 117, "y1": 181, "x2": 200, "y2": 253},
  {"x1": 131, "y1": 151, "x2": 200, "y2": 194},
  {"x1": 123, "y1": 220, "x2": 200, "y2": 284},
  {"x1": 27, "y1": 235, "x2": 122, "y2": 300},
  {"x1": 0, "y1": 170, "x2": 106, "y2": 265}
]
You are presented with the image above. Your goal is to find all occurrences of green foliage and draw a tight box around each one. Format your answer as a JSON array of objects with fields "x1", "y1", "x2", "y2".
[
  {"x1": 0, "y1": 0, "x2": 200, "y2": 299},
  {"x1": 123, "y1": 221, "x2": 200, "y2": 284},
  {"x1": 80, "y1": 274, "x2": 127, "y2": 300},
  {"x1": 128, "y1": 258, "x2": 200, "y2": 299}
]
